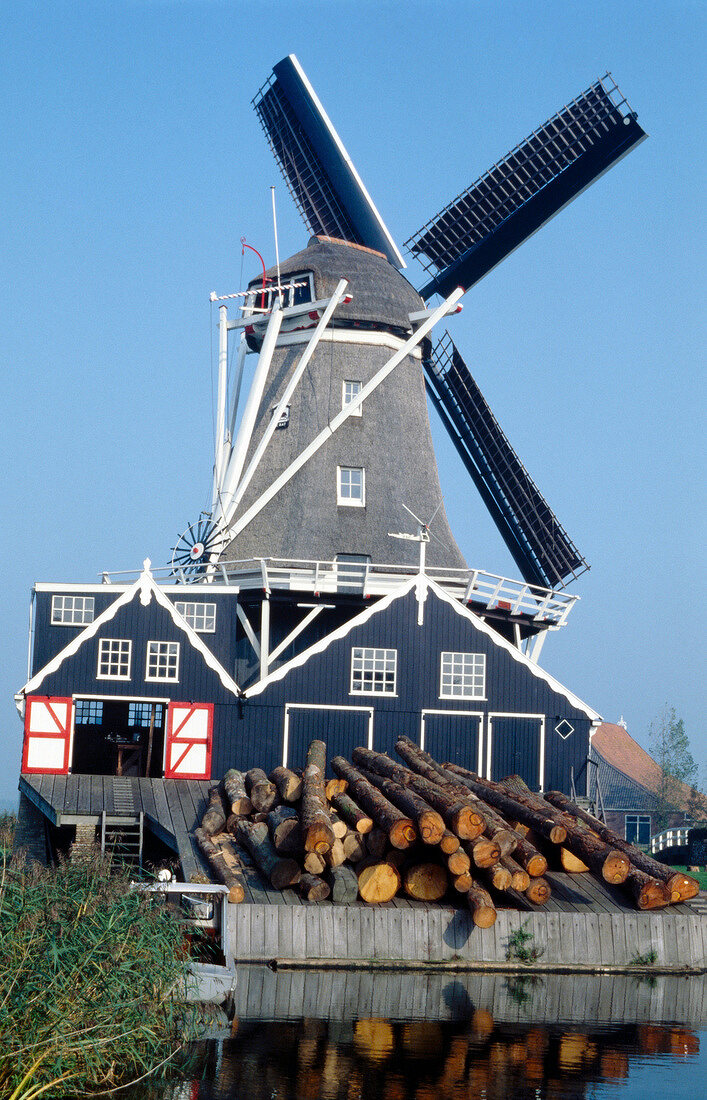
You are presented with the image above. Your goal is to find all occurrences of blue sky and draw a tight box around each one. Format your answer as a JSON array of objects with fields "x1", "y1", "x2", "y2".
[{"x1": 1, "y1": 1, "x2": 704, "y2": 808}]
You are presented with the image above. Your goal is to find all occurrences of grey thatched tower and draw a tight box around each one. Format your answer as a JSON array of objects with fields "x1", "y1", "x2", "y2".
[{"x1": 218, "y1": 237, "x2": 466, "y2": 570}]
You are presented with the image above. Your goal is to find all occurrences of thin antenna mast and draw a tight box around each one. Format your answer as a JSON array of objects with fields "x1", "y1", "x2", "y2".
[{"x1": 271, "y1": 186, "x2": 282, "y2": 299}]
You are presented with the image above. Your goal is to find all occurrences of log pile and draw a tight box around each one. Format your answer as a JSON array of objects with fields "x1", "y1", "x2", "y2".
[{"x1": 193, "y1": 739, "x2": 699, "y2": 919}]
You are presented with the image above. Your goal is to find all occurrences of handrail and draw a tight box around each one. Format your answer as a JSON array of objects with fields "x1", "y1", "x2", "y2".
[{"x1": 97, "y1": 557, "x2": 579, "y2": 628}]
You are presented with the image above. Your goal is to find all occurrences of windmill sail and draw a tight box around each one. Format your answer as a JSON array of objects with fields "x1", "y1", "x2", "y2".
[
  {"x1": 408, "y1": 75, "x2": 646, "y2": 300},
  {"x1": 424, "y1": 333, "x2": 587, "y2": 590},
  {"x1": 253, "y1": 54, "x2": 404, "y2": 267}
]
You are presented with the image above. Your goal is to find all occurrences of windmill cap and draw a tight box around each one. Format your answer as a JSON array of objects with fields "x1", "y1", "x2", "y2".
[{"x1": 250, "y1": 236, "x2": 424, "y2": 332}]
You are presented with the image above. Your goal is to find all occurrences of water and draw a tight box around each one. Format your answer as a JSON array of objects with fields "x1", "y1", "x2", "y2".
[{"x1": 129, "y1": 970, "x2": 707, "y2": 1099}]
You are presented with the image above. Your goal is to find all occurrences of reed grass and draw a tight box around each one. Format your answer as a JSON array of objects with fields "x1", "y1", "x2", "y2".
[{"x1": 0, "y1": 812, "x2": 198, "y2": 1098}]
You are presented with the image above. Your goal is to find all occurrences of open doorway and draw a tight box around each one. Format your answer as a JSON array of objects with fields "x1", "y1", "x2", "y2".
[{"x1": 71, "y1": 698, "x2": 166, "y2": 777}]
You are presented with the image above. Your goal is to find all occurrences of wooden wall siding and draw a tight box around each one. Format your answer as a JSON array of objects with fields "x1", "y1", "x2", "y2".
[
  {"x1": 227, "y1": 904, "x2": 707, "y2": 970},
  {"x1": 231, "y1": 966, "x2": 707, "y2": 1025},
  {"x1": 237, "y1": 588, "x2": 593, "y2": 781},
  {"x1": 33, "y1": 591, "x2": 239, "y2": 684}
]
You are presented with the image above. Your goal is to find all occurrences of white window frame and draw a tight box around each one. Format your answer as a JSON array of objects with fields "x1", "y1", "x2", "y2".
[
  {"x1": 439, "y1": 651, "x2": 486, "y2": 700},
  {"x1": 337, "y1": 465, "x2": 365, "y2": 507},
  {"x1": 174, "y1": 601, "x2": 217, "y2": 634},
  {"x1": 350, "y1": 647, "x2": 397, "y2": 696},
  {"x1": 51, "y1": 594, "x2": 95, "y2": 626},
  {"x1": 342, "y1": 379, "x2": 363, "y2": 416},
  {"x1": 145, "y1": 641, "x2": 180, "y2": 683},
  {"x1": 97, "y1": 638, "x2": 132, "y2": 681}
]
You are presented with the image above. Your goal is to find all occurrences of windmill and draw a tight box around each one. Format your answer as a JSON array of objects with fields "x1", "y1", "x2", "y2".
[{"x1": 173, "y1": 54, "x2": 645, "y2": 602}]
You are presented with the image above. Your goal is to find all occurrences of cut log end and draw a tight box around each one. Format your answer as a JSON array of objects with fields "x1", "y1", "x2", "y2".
[
  {"x1": 404, "y1": 862, "x2": 448, "y2": 901},
  {"x1": 389, "y1": 819, "x2": 417, "y2": 850},
  {"x1": 667, "y1": 873, "x2": 700, "y2": 902},
  {"x1": 466, "y1": 884, "x2": 497, "y2": 927},
  {"x1": 602, "y1": 851, "x2": 630, "y2": 884},
  {"x1": 358, "y1": 862, "x2": 402, "y2": 904},
  {"x1": 525, "y1": 877, "x2": 552, "y2": 906}
]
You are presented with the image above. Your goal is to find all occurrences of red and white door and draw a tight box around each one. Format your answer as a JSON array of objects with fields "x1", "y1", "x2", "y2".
[
  {"x1": 22, "y1": 696, "x2": 73, "y2": 774},
  {"x1": 164, "y1": 702, "x2": 213, "y2": 779}
]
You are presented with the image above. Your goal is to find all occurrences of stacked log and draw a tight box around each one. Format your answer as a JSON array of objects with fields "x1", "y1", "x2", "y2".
[{"x1": 192, "y1": 736, "x2": 692, "y2": 914}]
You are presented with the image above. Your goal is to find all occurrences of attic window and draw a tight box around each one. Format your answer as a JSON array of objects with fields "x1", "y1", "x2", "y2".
[
  {"x1": 146, "y1": 641, "x2": 180, "y2": 683},
  {"x1": 97, "y1": 639, "x2": 131, "y2": 680},
  {"x1": 174, "y1": 601, "x2": 216, "y2": 633},
  {"x1": 440, "y1": 652, "x2": 486, "y2": 699},
  {"x1": 52, "y1": 595, "x2": 95, "y2": 626},
  {"x1": 351, "y1": 647, "x2": 397, "y2": 695}
]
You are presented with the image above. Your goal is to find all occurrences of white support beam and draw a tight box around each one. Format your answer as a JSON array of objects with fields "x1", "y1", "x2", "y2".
[
  {"x1": 268, "y1": 605, "x2": 324, "y2": 665},
  {"x1": 215, "y1": 305, "x2": 283, "y2": 528},
  {"x1": 527, "y1": 630, "x2": 547, "y2": 664},
  {"x1": 227, "y1": 335, "x2": 248, "y2": 443},
  {"x1": 236, "y1": 603, "x2": 260, "y2": 659},
  {"x1": 211, "y1": 305, "x2": 230, "y2": 511},
  {"x1": 226, "y1": 287, "x2": 464, "y2": 544},
  {"x1": 221, "y1": 280, "x2": 349, "y2": 529},
  {"x1": 513, "y1": 623, "x2": 522, "y2": 650},
  {"x1": 260, "y1": 598, "x2": 270, "y2": 680}
]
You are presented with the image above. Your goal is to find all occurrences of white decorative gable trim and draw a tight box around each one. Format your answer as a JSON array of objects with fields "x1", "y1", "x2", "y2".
[
  {"x1": 17, "y1": 562, "x2": 240, "y2": 710},
  {"x1": 244, "y1": 575, "x2": 601, "y2": 721}
]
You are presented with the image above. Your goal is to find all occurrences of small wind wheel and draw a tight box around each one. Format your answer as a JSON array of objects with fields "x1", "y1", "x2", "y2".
[{"x1": 170, "y1": 512, "x2": 225, "y2": 580}]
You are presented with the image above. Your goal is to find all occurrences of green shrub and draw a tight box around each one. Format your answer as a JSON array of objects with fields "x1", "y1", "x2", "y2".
[{"x1": 0, "y1": 815, "x2": 197, "y2": 1098}]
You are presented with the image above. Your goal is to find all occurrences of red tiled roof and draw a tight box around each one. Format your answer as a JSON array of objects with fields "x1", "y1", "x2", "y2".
[{"x1": 592, "y1": 723, "x2": 707, "y2": 815}]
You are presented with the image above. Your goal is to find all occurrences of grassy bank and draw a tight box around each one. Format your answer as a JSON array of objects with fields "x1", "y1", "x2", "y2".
[{"x1": 0, "y1": 813, "x2": 198, "y2": 1099}]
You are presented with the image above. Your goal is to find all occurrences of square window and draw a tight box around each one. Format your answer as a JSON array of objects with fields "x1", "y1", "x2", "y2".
[
  {"x1": 351, "y1": 647, "x2": 397, "y2": 695},
  {"x1": 338, "y1": 466, "x2": 365, "y2": 507},
  {"x1": 51, "y1": 595, "x2": 95, "y2": 626},
  {"x1": 128, "y1": 702, "x2": 164, "y2": 727},
  {"x1": 74, "y1": 699, "x2": 103, "y2": 724},
  {"x1": 440, "y1": 652, "x2": 486, "y2": 699},
  {"x1": 174, "y1": 601, "x2": 216, "y2": 633},
  {"x1": 97, "y1": 638, "x2": 131, "y2": 680},
  {"x1": 146, "y1": 641, "x2": 180, "y2": 682},
  {"x1": 342, "y1": 379, "x2": 362, "y2": 416}
]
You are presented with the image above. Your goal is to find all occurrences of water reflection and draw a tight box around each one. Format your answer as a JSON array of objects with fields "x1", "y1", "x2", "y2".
[{"x1": 133, "y1": 971, "x2": 706, "y2": 1100}]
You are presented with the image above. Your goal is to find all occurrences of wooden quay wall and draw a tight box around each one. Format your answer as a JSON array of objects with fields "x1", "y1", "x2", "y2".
[{"x1": 226, "y1": 897, "x2": 707, "y2": 972}]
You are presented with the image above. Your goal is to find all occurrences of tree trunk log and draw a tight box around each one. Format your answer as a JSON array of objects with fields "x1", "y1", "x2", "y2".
[
  {"x1": 223, "y1": 769, "x2": 252, "y2": 816},
  {"x1": 245, "y1": 768, "x2": 278, "y2": 813},
  {"x1": 328, "y1": 864, "x2": 359, "y2": 904},
  {"x1": 329, "y1": 813, "x2": 348, "y2": 840},
  {"x1": 306, "y1": 739, "x2": 327, "y2": 774},
  {"x1": 330, "y1": 791, "x2": 374, "y2": 835},
  {"x1": 509, "y1": 833, "x2": 548, "y2": 878},
  {"x1": 560, "y1": 847, "x2": 589, "y2": 873},
  {"x1": 324, "y1": 838, "x2": 346, "y2": 869},
  {"x1": 500, "y1": 854, "x2": 530, "y2": 892},
  {"x1": 234, "y1": 819, "x2": 301, "y2": 890},
  {"x1": 625, "y1": 866, "x2": 671, "y2": 910},
  {"x1": 331, "y1": 757, "x2": 417, "y2": 849},
  {"x1": 342, "y1": 831, "x2": 366, "y2": 863},
  {"x1": 298, "y1": 873, "x2": 331, "y2": 902},
  {"x1": 543, "y1": 790, "x2": 700, "y2": 901},
  {"x1": 439, "y1": 762, "x2": 567, "y2": 845},
  {"x1": 352, "y1": 760, "x2": 446, "y2": 845},
  {"x1": 303, "y1": 851, "x2": 326, "y2": 875},
  {"x1": 301, "y1": 763, "x2": 336, "y2": 854},
  {"x1": 325, "y1": 778, "x2": 348, "y2": 800},
  {"x1": 480, "y1": 862, "x2": 512, "y2": 892},
  {"x1": 465, "y1": 836, "x2": 502, "y2": 869},
  {"x1": 194, "y1": 827, "x2": 245, "y2": 903},
  {"x1": 447, "y1": 848, "x2": 471, "y2": 876},
  {"x1": 366, "y1": 744, "x2": 485, "y2": 839},
  {"x1": 201, "y1": 787, "x2": 227, "y2": 837},
  {"x1": 358, "y1": 861, "x2": 401, "y2": 904},
  {"x1": 439, "y1": 829, "x2": 461, "y2": 855},
  {"x1": 453, "y1": 871, "x2": 474, "y2": 893},
  {"x1": 269, "y1": 765, "x2": 302, "y2": 803},
  {"x1": 404, "y1": 862, "x2": 448, "y2": 901},
  {"x1": 525, "y1": 877, "x2": 552, "y2": 905},
  {"x1": 266, "y1": 805, "x2": 302, "y2": 854},
  {"x1": 366, "y1": 827, "x2": 388, "y2": 859},
  {"x1": 466, "y1": 882, "x2": 497, "y2": 927}
]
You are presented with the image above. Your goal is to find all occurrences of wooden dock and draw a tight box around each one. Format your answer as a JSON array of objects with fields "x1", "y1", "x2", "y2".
[
  {"x1": 19, "y1": 772, "x2": 707, "y2": 972},
  {"x1": 19, "y1": 772, "x2": 212, "y2": 880}
]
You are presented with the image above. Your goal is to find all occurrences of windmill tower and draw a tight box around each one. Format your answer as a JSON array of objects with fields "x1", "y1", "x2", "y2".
[{"x1": 172, "y1": 53, "x2": 645, "y2": 659}]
